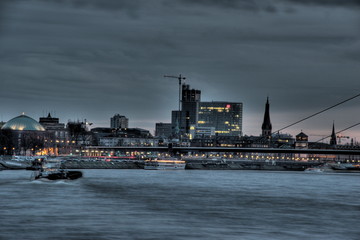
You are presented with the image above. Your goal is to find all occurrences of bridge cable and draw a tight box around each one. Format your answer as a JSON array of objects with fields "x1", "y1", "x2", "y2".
[
  {"x1": 273, "y1": 93, "x2": 360, "y2": 134},
  {"x1": 314, "y1": 122, "x2": 360, "y2": 143}
]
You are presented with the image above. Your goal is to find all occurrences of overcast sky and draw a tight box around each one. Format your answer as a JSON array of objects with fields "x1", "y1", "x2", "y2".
[{"x1": 0, "y1": 0, "x2": 359, "y2": 142}]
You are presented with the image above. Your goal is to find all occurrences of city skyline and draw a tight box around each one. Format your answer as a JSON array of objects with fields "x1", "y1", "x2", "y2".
[{"x1": 0, "y1": 0, "x2": 359, "y2": 142}]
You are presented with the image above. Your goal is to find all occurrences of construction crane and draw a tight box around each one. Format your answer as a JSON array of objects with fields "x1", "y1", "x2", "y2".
[
  {"x1": 313, "y1": 134, "x2": 351, "y2": 144},
  {"x1": 164, "y1": 74, "x2": 186, "y2": 139},
  {"x1": 337, "y1": 135, "x2": 350, "y2": 144},
  {"x1": 163, "y1": 74, "x2": 186, "y2": 113}
]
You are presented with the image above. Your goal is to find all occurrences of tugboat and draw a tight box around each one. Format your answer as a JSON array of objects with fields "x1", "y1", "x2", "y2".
[{"x1": 31, "y1": 160, "x2": 82, "y2": 181}]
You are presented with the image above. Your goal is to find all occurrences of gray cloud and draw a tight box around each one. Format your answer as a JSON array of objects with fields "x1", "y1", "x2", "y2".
[
  {"x1": 283, "y1": 0, "x2": 360, "y2": 7},
  {"x1": 180, "y1": 0, "x2": 256, "y2": 8},
  {"x1": 0, "y1": 0, "x2": 13, "y2": 33},
  {"x1": 178, "y1": 0, "x2": 280, "y2": 12},
  {"x1": 37, "y1": 0, "x2": 279, "y2": 14},
  {"x1": 38, "y1": 0, "x2": 142, "y2": 10},
  {"x1": 33, "y1": 0, "x2": 147, "y2": 19},
  {"x1": 0, "y1": 0, "x2": 359, "y2": 139}
]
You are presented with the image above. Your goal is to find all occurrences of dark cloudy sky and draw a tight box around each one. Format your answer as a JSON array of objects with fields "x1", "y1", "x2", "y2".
[{"x1": 0, "y1": 0, "x2": 359, "y2": 142}]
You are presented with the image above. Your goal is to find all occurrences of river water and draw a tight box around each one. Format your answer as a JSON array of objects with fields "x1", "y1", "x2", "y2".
[{"x1": 0, "y1": 169, "x2": 359, "y2": 240}]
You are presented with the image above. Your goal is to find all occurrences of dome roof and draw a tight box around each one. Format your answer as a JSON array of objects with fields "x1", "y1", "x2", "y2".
[{"x1": 1, "y1": 114, "x2": 45, "y2": 131}]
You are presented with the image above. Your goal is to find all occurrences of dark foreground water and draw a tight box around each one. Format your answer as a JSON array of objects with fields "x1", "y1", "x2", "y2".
[{"x1": 1, "y1": 170, "x2": 359, "y2": 240}]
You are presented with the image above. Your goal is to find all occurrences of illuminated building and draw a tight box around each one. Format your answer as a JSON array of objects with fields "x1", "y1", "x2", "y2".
[
  {"x1": 295, "y1": 131, "x2": 308, "y2": 149},
  {"x1": 198, "y1": 101, "x2": 243, "y2": 136},
  {"x1": 2, "y1": 114, "x2": 45, "y2": 131},
  {"x1": 1, "y1": 114, "x2": 46, "y2": 155},
  {"x1": 39, "y1": 113, "x2": 67, "y2": 139},
  {"x1": 111, "y1": 114, "x2": 128, "y2": 129},
  {"x1": 181, "y1": 84, "x2": 201, "y2": 133},
  {"x1": 189, "y1": 125, "x2": 215, "y2": 139},
  {"x1": 39, "y1": 113, "x2": 68, "y2": 155},
  {"x1": 171, "y1": 84, "x2": 201, "y2": 136},
  {"x1": 92, "y1": 127, "x2": 155, "y2": 147}
]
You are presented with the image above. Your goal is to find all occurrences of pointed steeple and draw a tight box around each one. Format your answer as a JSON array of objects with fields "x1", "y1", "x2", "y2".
[
  {"x1": 261, "y1": 97, "x2": 272, "y2": 137},
  {"x1": 330, "y1": 122, "x2": 337, "y2": 146}
]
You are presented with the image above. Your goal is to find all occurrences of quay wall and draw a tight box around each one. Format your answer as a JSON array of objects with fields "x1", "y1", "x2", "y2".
[
  {"x1": 61, "y1": 159, "x2": 320, "y2": 171},
  {"x1": 185, "y1": 160, "x2": 321, "y2": 171},
  {"x1": 0, "y1": 156, "x2": 322, "y2": 171},
  {"x1": 61, "y1": 160, "x2": 144, "y2": 169}
]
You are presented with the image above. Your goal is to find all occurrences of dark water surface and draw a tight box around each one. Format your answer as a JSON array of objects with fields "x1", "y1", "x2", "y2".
[{"x1": 1, "y1": 170, "x2": 359, "y2": 240}]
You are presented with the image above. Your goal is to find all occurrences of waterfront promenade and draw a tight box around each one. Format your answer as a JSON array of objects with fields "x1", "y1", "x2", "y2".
[
  {"x1": 59, "y1": 158, "x2": 321, "y2": 171},
  {"x1": 2, "y1": 145, "x2": 360, "y2": 171},
  {"x1": 0, "y1": 156, "x2": 331, "y2": 171}
]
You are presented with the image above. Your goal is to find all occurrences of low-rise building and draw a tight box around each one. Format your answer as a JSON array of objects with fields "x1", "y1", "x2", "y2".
[
  {"x1": 155, "y1": 122, "x2": 172, "y2": 138},
  {"x1": 189, "y1": 125, "x2": 215, "y2": 140}
]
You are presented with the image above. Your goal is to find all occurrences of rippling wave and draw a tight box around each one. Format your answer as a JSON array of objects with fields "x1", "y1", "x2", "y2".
[{"x1": 1, "y1": 170, "x2": 359, "y2": 239}]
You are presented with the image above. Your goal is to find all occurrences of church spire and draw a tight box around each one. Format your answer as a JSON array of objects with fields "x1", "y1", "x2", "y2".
[
  {"x1": 330, "y1": 122, "x2": 337, "y2": 146},
  {"x1": 261, "y1": 97, "x2": 272, "y2": 137}
]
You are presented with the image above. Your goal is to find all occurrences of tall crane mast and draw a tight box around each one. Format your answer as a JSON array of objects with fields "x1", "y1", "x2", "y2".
[
  {"x1": 164, "y1": 74, "x2": 186, "y2": 112},
  {"x1": 164, "y1": 74, "x2": 186, "y2": 139}
]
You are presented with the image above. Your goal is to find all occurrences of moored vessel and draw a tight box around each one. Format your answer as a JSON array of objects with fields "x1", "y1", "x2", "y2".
[
  {"x1": 330, "y1": 163, "x2": 360, "y2": 172},
  {"x1": 144, "y1": 159, "x2": 186, "y2": 170},
  {"x1": 304, "y1": 167, "x2": 325, "y2": 173}
]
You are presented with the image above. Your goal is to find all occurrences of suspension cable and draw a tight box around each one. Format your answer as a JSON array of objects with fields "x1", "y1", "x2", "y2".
[
  {"x1": 315, "y1": 122, "x2": 360, "y2": 143},
  {"x1": 274, "y1": 93, "x2": 360, "y2": 134}
]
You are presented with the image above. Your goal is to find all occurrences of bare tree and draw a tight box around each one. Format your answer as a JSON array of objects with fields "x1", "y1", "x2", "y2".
[{"x1": 0, "y1": 129, "x2": 15, "y2": 155}]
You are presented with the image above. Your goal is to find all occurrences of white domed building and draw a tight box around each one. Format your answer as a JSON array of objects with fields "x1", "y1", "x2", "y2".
[
  {"x1": 1, "y1": 114, "x2": 46, "y2": 155},
  {"x1": 2, "y1": 114, "x2": 46, "y2": 131}
]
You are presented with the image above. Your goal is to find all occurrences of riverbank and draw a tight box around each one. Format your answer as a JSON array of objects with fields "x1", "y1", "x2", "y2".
[
  {"x1": 61, "y1": 160, "x2": 144, "y2": 169},
  {"x1": 60, "y1": 159, "x2": 322, "y2": 171},
  {"x1": 0, "y1": 157, "x2": 340, "y2": 171}
]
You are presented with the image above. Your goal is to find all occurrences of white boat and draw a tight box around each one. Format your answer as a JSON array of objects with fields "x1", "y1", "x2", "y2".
[
  {"x1": 304, "y1": 167, "x2": 324, "y2": 173},
  {"x1": 0, "y1": 155, "x2": 47, "y2": 169},
  {"x1": 11, "y1": 155, "x2": 33, "y2": 161},
  {"x1": 304, "y1": 164, "x2": 333, "y2": 173},
  {"x1": 144, "y1": 159, "x2": 186, "y2": 170},
  {"x1": 0, "y1": 160, "x2": 29, "y2": 169}
]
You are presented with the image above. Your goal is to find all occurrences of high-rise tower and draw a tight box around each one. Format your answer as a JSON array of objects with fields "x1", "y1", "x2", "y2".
[
  {"x1": 172, "y1": 84, "x2": 201, "y2": 136},
  {"x1": 181, "y1": 84, "x2": 201, "y2": 133},
  {"x1": 110, "y1": 114, "x2": 128, "y2": 129},
  {"x1": 261, "y1": 97, "x2": 272, "y2": 138},
  {"x1": 198, "y1": 101, "x2": 243, "y2": 136}
]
